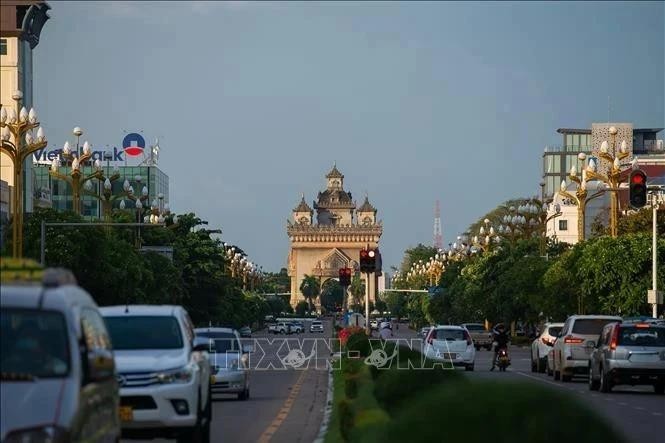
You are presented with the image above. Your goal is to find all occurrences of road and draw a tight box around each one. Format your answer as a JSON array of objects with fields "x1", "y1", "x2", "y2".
[
  {"x1": 468, "y1": 346, "x2": 665, "y2": 443},
  {"x1": 122, "y1": 319, "x2": 334, "y2": 443},
  {"x1": 122, "y1": 324, "x2": 663, "y2": 443}
]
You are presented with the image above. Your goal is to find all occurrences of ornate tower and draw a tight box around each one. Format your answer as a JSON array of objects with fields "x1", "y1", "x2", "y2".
[
  {"x1": 287, "y1": 165, "x2": 383, "y2": 308},
  {"x1": 433, "y1": 200, "x2": 443, "y2": 249}
]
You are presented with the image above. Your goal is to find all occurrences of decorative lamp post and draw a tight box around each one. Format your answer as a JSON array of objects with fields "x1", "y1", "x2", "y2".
[
  {"x1": 585, "y1": 127, "x2": 631, "y2": 238},
  {"x1": 147, "y1": 193, "x2": 170, "y2": 224},
  {"x1": 49, "y1": 138, "x2": 104, "y2": 216},
  {"x1": 0, "y1": 91, "x2": 48, "y2": 258}
]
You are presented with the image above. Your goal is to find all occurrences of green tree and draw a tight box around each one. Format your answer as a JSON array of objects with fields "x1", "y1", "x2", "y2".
[
  {"x1": 399, "y1": 244, "x2": 438, "y2": 274},
  {"x1": 266, "y1": 295, "x2": 287, "y2": 317},
  {"x1": 349, "y1": 273, "x2": 365, "y2": 307},
  {"x1": 320, "y1": 279, "x2": 344, "y2": 313},
  {"x1": 299, "y1": 274, "x2": 320, "y2": 312},
  {"x1": 384, "y1": 292, "x2": 408, "y2": 319},
  {"x1": 295, "y1": 300, "x2": 309, "y2": 317}
]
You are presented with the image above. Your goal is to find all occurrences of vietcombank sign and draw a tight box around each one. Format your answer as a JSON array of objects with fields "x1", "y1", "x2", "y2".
[{"x1": 33, "y1": 133, "x2": 147, "y2": 165}]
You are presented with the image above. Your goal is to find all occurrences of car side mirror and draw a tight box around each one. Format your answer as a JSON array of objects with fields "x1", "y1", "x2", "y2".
[{"x1": 85, "y1": 349, "x2": 115, "y2": 383}]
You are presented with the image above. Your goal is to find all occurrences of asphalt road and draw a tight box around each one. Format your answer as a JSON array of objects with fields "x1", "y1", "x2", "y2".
[
  {"x1": 122, "y1": 319, "x2": 333, "y2": 443},
  {"x1": 468, "y1": 346, "x2": 665, "y2": 443}
]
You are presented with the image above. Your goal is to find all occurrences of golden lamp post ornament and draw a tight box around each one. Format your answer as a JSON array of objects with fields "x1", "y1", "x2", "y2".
[
  {"x1": 0, "y1": 91, "x2": 48, "y2": 258},
  {"x1": 49, "y1": 141, "x2": 105, "y2": 215},
  {"x1": 586, "y1": 126, "x2": 631, "y2": 238}
]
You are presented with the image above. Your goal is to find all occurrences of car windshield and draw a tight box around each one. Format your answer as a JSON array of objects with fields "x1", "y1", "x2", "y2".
[
  {"x1": 196, "y1": 332, "x2": 239, "y2": 352},
  {"x1": 1, "y1": 309, "x2": 70, "y2": 378},
  {"x1": 105, "y1": 316, "x2": 183, "y2": 350},
  {"x1": 547, "y1": 326, "x2": 562, "y2": 337},
  {"x1": 572, "y1": 319, "x2": 618, "y2": 335},
  {"x1": 619, "y1": 327, "x2": 665, "y2": 347},
  {"x1": 464, "y1": 324, "x2": 485, "y2": 331},
  {"x1": 312, "y1": 322, "x2": 322, "y2": 325},
  {"x1": 432, "y1": 329, "x2": 465, "y2": 341}
]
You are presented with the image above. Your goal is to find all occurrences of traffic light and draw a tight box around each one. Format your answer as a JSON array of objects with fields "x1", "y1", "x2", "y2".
[
  {"x1": 359, "y1": 248, "x2": 376, "y2": 273},
  {"x1": 629, "y1": 170, "x2": 647, "y2": 208},
  {"x1": 338, "y1": 267, "x2": 352, "y2": 286}
]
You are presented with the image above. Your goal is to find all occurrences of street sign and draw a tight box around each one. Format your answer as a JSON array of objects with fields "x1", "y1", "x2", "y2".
[{"x1": 647, "y1": 290, "x2": 663, "y2": 304}]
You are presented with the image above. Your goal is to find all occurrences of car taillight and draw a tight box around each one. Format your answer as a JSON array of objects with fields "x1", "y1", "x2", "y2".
[
  {"x1": 564, "y1": 335, "x2": 584, "y2": 344},
  {"x1": 635, "y1": 323, "x2": 650, "y2": 329},
  {"x1": 609, "y1": 325, "x2": 620, "y2": 350}
]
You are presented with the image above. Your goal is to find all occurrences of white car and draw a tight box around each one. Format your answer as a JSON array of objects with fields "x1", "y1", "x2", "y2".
[
  {"x1": 531, "y1": 322, "x2": 564, "y2": 373},
  {"x1": 102, "y1": 305, "x2": 211, "y2": 443},
  {"x1": 194, "y1": 328, "x2": 251, "y2": 400},
  {"x1": 310, "y1": 320, "x2": 324, "y2": 333},
  {"x1": 551, "y1": 315, "x2": 622, "y2": 382},
  {"x1": 423, "y1": 325, "x2": 476, "y2": 371}
]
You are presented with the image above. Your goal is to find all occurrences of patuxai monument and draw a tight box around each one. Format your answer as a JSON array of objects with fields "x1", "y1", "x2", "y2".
[{"x1": 286, "y1": 165, "x2": 383, "y2": 308}]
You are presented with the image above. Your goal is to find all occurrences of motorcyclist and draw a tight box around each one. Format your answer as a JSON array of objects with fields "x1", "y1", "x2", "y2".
[{"x1": 490, "y1": 323, "x2": 510, "y2": 371}]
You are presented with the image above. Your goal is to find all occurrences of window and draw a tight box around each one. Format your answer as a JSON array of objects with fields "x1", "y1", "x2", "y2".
[
  {"x1": 572, "y1": 319, "x2": 619, "y2": 335},
  {"x1": 104, "y1": 316, "x2": 184, "y2": 350},
  {"x1": 558, "y1": 220, "x2": 568, "y2": 231},
  {"x1": 565, "y1": 134, "x2": 574, "y2": 147},
  {"x1": 0, "y1": 39, "x2": 7, "y2": 55}
]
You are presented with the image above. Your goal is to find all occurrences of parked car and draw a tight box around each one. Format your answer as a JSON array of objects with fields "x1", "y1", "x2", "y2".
[
  {"x1": 269, "y1": 322, "x2": 292, "y2": 334},
  {"x1": 531, "y1": 322, "x2": 564, "y2": 373},
  {"x1": 195, "y1": 328, "x2": 252, "y2": 400},
  {"x1": 310, "y1": 320, "x2": 324, "y2": 333},
  {"x1": 370, "y1": 319, "x2": 379, "y2": 330},
  {"x1": 551, "y1": 315, "x2": 622, "y2": 382},
  {"x1": 289, "y1": 322, "x2": 304, "y2": 334},
  {"x1": 589, "y1": 321, "x2": 665, "y2": 394},
  {"x1": 423, "y1": 325, "x2": 476, "y2": 371},
  {"x1": 101, "y1": 305, "x2": 211, "y2": 442},
  {"x1": 461, "y1": 323, "x2": 493, "y2": 351},
  {"x1": 1, "y1": 267, "x2": 121, "y2": 443},
  {"x1": 238, "y1": 326, "x2": 252, "y2": 338}
]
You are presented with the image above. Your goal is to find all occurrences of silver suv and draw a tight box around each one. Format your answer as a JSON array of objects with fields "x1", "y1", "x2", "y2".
[
  {"x1": 589, "y1": 321, "x2": 665, "y2": 394},
  {"x1": 1, "y1": 267, "x2": 120, "y2": 443},
  {"x1": 551, "y1": 315, "x2": 622, "y2": 382}
]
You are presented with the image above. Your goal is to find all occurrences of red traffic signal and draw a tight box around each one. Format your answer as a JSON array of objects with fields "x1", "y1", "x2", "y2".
[
  {"x1": 338, "y1": 267, "x2": 352, "y2": 286},
  {"x1": 359, "y1": 247, "x2": 378, "y2": 273},
  {"x1": 629, "y1": 170, "x2": 647, "y2": 208}
]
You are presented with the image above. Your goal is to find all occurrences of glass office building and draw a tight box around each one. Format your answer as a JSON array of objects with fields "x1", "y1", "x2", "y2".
[{"x1": 32, "y1": 164, "x2": 169, "y2": 220}]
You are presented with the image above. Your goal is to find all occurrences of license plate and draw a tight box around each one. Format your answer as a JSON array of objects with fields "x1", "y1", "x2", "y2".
[
  {"x1": 210, "y1": 375, "x2": 216, "y2": 384},
  {"x1": 630, "y1": 354, "x2": 658, "y2": 363},
  {"x1": 441, "y1": 353, "x2": 457, "y2": 360},
  {"x1": 119, "y1": 406, "x2": 133, "y2": 422}
]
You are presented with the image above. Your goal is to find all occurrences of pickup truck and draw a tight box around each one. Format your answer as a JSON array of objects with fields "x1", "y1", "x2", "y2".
[
  {"x1": 461, "y1": 323, "x2": 493, "y2": 350},
  {"x1": 269, "y1": 322, "x2": 292, "y2": 334}
]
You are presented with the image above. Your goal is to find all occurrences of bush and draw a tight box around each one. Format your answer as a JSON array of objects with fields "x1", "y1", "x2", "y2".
[
  {"x1": 338, "y1": 399, "x2": 354, "y2": 442},
  {"x1": 372, "y1": 381, "x2": 626, "y2": 442},
  {"x1": 373, "y1": 363, "x2": 463, "y2": 415},
  {"x1": 344, "y1": 375, "x2": 358, "y2": 399},
  {"x1": 349, "y1": 407, "x2": 390, "y2": 442},
  {"x1": 369, "y1": 342, "x2": 452, "y2": 380},
  {"x1": 346, "y1": 332, "x2": 371, "y2": 357}
]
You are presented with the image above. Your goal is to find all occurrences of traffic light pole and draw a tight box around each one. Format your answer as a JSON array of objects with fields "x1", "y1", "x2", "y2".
[
  {"x1": 653, "y1": 196, "x2": 658, "y2": 319},
  {"x1": 365, "y1": 271, "x2": 371, "y2": 335}
]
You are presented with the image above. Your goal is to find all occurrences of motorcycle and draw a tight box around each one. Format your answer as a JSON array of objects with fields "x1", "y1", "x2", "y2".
[{"x1": 496, "y1": 347, "x2": 510, "y2": 371}]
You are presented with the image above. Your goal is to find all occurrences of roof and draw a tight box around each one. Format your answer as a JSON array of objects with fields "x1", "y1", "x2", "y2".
[
  {"x1": 434, "y1": 325, "x2": 465, "y2": 329},
  {"x1": 194, "y1": 327, "x2": 236, "y2": 334},
  {"x1": 315, "y1": 189, "x2": 355, "y2": 208},
  {"x1": 325, "y1": 164, "x2": 344, "y2": 179},
  {"x1": 100, "y1": 305, "x2": 181, "y2": 316},
  {"x1": 1, "y1": 284, "x2": 96, "y2": 313},
  {"x1": 293, "y1": 195, "x2": 313, "y2": 213},
  {"x1": 357, "y1": 195, "x2": 376, "y2": 213},
  {"x1": 557, "y1": 127, "x2": 663, "y2": 135}
]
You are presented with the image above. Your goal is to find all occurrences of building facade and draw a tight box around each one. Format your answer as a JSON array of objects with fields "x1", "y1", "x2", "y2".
[
  {"x1": 286, "y1": 165, "x2": 383, "y2": 308},
  {"x1": 32, "y1": 164, "x2": 169, "y2": 220},
  {"x1": 1, "y1": 0, "x2": 50, "y2": 214}
]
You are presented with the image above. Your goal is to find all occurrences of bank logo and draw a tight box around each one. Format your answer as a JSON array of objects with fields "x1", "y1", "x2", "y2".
[{"x1": 123, "y1": 133, "x2": 145, "y2": 157}]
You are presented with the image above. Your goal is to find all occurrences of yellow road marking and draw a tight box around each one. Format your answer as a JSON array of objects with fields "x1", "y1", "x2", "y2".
[{"x1": 257, "y1": 370, "x2": 308, "y2": 443}]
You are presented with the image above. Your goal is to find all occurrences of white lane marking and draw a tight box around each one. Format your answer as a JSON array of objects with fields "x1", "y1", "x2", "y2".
[
  {"x1": 634, "y1": 406, "x2": 645, "y2": 411},
  {"x1": 652, "y1": 412, "x2": 663, "y2": 416},
  {"x1": 513, "y1": 371, "x2": 565, "y2": 388},
  {"x1": 618, "y1": 402, "x2": 628, "y2": 406}
]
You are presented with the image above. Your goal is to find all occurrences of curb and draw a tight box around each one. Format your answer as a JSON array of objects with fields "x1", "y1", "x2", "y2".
[{"x1": 312, "y1": 363, "x2": 335, "y2": 443}]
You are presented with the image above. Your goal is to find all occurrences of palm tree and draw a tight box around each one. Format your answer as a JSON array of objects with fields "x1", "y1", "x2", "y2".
[
  {"x1": 299, "y1": 274, "x2": 320, "y2": 313},
  {"x1": 349, "y1": 273, "x2": 365, "y2": 311}
]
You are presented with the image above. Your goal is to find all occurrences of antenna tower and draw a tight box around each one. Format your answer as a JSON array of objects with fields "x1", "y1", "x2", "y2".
[{"x1": 433, "y1": 200, "x2": 443, "y2": 249}]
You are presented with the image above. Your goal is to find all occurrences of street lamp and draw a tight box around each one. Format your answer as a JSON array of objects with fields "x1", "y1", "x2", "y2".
[
  {"x1": 0, "y1": 91, "x2": 48, "y2": 257},
  {"x1": 585, "y1": 127, "x2": 631, "y2": 238},
  {"x1": 147, "y1": 193, "x2": 170, "y2": 224},
  {"x1": 49, "y1": 140, "x2": 105, "y2": 216}
]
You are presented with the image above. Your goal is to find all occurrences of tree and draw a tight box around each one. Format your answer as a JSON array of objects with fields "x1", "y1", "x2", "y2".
[
  {"x1": 266, "y1": 295, "x2": 287, "y2": 317},
  {"x1": 299, "y1": 274, "x2": 320, "y2": 312},
  {"x1": 384, "y1": 292, "x2": 407, "y2": 319},
  {"x1": 618, "y1": 208, "x2": 665, "y2": 236},
  {"x1": 320, "y1": 279, "x2": 344, "y2": 313},
  {"x1": 399, "y1": 244, "x2": 438, "y2": 274},
  {"x1": 295, "y1": 300, "x2": 309, "y2": 317},
  {"x1": 349, "y1": 273, "x2": 365, "y2": 307}
]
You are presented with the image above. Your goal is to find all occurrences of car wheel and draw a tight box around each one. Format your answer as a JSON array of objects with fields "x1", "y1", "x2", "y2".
[
  {"x1": 561, "y1": 371, "x2": 572, "y2": 382},
  {"x1": 475, "y1": 345, "x2": 480, "y2": 351},
  {"x1": 280, "y1": 330, "x2": 286, "y2": 334},
  {"x1": 554, "y1": 369, "x2": 560, "y2": 381},
  {"x1": 238, "y1": 390, "x2": 247, "y2": 400},
  {"x1": 538, "y1": 357, "x2": 547, "y2": 373},
  {"x1": 530, "y1": 356, "x2": 537, "y2": 372},
  {"x1": 654, "y1": 382, "x2": 664, "y2": 395},
  {"x1": 589, "y1": 366, "x2": 600, "y2": 391},
  {"x1": 465, "y1": 364, "x2": 474, "y2": 372},
  {"x1": 599, "y1": 366, "x2": 612, "y2": 393},
  {"x1": 547, "y1": 363, "x2": 553, "y2": 376}
]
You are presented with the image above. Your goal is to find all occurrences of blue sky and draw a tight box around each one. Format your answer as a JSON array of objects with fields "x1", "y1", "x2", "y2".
[{"x1": 33, "y1": 1, "x2": 664, "y2": 271}]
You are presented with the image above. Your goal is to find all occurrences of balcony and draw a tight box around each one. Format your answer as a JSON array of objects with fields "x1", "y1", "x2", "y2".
[
  {"x1": 633, "y1": 140, "x2": 664, "y2": 154},
  {"x1": 543, "y1": 145, "x2": 593, "y2": 153}
]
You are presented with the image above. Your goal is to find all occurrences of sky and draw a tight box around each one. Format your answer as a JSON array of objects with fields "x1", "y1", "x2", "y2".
[{"x1": 32, "y1": 1, "x2": 664, "y2": 272}]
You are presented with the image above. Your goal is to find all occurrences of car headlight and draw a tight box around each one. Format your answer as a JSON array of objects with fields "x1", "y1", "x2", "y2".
[
  {"x1": 5, "y1": 425, "x2": 68, "y2": 443},
  {"x1": 157, "y1": 363, "x2": 197, "y2": 384}
]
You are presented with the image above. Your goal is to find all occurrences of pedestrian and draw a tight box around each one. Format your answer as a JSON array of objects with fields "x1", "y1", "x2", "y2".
[{"x1": 379, "y1": 322, "x2": 393, "y2": 340}]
